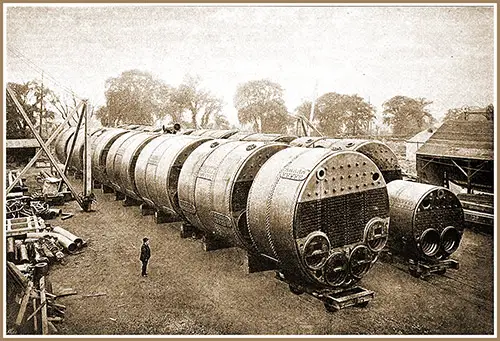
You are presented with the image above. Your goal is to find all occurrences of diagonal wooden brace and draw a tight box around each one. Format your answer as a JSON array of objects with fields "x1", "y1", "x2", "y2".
[
  {"x1": 7, "y1": 86, "x2": 85, "y2": 209},
  {"x1": 6, "y1": 101, "x2": 83, "y2": 194}
]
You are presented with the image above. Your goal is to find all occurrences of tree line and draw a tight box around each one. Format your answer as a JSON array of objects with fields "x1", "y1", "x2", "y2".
[{"x1": 6, "y1": 69, "x2": 493, "y2": 140}]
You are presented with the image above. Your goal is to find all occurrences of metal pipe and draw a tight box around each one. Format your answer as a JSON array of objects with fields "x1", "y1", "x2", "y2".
[
  {"x1": 52, "y1": 226, "x2": 83, "y2": 248},
  {"x1": 7, "y1": 238, "x2": 15, "y2": 262},
  {"x1": 26, "y1": 232, "x2": 77, "y2": 253},
  {"x1": 19, "y1": 243, "x2": 30, "y2": 263}
]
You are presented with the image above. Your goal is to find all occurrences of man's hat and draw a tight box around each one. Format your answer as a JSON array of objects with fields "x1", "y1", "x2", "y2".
[{"x1": 143, "y1": 237, "x2": 149, "y2": 243}]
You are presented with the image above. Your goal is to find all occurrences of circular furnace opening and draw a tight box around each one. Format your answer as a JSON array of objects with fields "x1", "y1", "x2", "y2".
[{"x1": 419, "y1": 228, "x2": 440, "y2": 257}]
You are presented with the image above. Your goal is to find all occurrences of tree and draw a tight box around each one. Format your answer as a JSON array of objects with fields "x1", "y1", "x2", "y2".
[
  {"x1": 50, "y1": 92, "x2": 80, "y2": 125},
  {"x1": 233, "y1": 79, "x2": 291, "y2": 133},
  {"x1": 342, "y1": 95, "x2": 376, "y2": 136},
  {"x1": 6, "y1": 81, "x2": 57, "y2": 139},
  {"x1": 313, "y1": 92, "x2": 375, "y2": 136},
  {"x1": 382, "y1": 96, "x2": 434, "y2": 136},
  {"x1": 171, "y1": 75, "x2": 225, "y2": 129},
  {"x1": 207, "y1": 112, "x2": 231, "y2": 130},
  {"x1": 95, "y1": 70, "x2": 175, "y2": 127}
]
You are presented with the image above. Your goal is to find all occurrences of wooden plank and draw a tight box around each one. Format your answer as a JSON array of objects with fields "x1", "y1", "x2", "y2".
[
  {"x1": 7, "y1": 261, "x2": 28, "y2": 289},
  {"x1": 40, "y1": 277, "x2": 48, "y2": 335},
  {"x1": 48, "y1": 321, "x2": 58, "y2": 334},
  {"x1": 14, "y1": 281, "x2": 33, "y2": 328},
  {"x1": 26, "y1": 299, "x2": 45, "y2": 322},
  {"x1": 6, "y1": 138, "x2": 40, "y2": 148},
  {"x1": 82, "y1": 292, "x2": 106, "y2": 298},
  {"x1": 32, "y1": 298, "x2": 38, "y2": 333},
  {"x1": 48, "y1": 316, "x2": 63, "y2": 323},
  {"x1": 56, "y1": 288, "x2": 77, "y2": 297}
]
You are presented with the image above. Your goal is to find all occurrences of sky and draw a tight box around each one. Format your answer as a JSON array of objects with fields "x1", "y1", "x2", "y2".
[{"x1": 5, "y1": 5, "x2": 495, "y2": 127}]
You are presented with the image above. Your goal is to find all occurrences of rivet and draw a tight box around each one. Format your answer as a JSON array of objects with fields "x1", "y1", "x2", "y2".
[
  {"x1": 307, "y1": 193, "x2": 311, "y2": 197},
  {"x1": 347, "y1": 164, "x2": 351, "y2": 168},
  {"x1": 356, "y1": 173, "x2": 359, "y2": 177},
  {"x1": 363, "y1": 172, "x2": 367, "y2": 176},
  {"x1": 333, "y1": 188, "x2": 336, "y2": 192},
  {"x1": 356, "y1": 163, "x2": 359, "y2": 167},
  {"x1": 341, "y1": 187, "x2": 345, "y2": 191},
  {"x1": 324, "y1": 190, "x2": 328, "y2": 194},
  {"x1": 332, "y1": 177, "x2": 336, "y2": 181},
  {"x1": 363, "y1": 183, "x2": 367, "y2": 187},
  {"x1": 315, "y1": 192, "x2": 319, "y2": 196},
  {"x1": 363, "y1": 161, "x2": 366, "y2": 165},
  {"x1": 348, "y1": 186, "x2": 352, "y2": 190},
  {"x1": 332, "y1": 166, "x2": 335, "y2": 170},
  {"x1": 356, "y1": 185, "x2": 359, "y2": 188},
  {"x1": 340, "y1": 165, "x2": 343, "y2": 169},
  {"x1": 348, "y1": 175, "x2": 352, "y2": 178},
  {"x1": 340, "y1": 175, "x2": 344, "y2": 180}
]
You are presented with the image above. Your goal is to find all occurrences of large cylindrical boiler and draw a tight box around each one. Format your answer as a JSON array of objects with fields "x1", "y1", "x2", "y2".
[
  {"x1": 247, "y1": 147, "x2": 391, "y2": 289},
  {"x1": 386, "y1": 180, "x2": 464, "y2": 260},
  {"x1": 54, "y1": 127, "x2": 76, "y2": 164},
  {"x1": 105, "y1": 131, "x2": 157, "y2": 197},
  {"x1": 91, "y1": 128, "x2": 129, "y2": 184},
  {"x1": 134, "y1": 135, "x2": 212, "y2": 216},
  {"x1": 67, "y1": 128, "x2": 102, "y2": 172},
  {"x1": 177, "y1": 140, "x2": 288, "y2": 248}
]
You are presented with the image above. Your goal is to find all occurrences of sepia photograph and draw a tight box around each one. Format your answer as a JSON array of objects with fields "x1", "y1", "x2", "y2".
[{"x1": 3, "y1": 3, "x2": 496, "y2": 336}]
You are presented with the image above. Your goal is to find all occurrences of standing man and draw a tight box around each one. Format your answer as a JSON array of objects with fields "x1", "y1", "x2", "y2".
[{"x1": 140, "y1": 237, "x2": 151, "y2": 277}]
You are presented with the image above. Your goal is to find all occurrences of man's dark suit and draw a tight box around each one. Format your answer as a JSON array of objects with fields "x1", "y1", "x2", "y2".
[{"x1": 140, "y1": 243, "x2": 151, "y2": 276}]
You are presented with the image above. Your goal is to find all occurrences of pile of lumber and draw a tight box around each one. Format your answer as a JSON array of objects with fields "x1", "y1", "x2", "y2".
[{"x1": 8, "y1": 262, "x2": 71, "y2": 335}]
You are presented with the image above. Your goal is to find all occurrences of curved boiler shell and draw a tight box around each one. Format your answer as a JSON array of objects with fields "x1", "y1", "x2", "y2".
[
  {"x1": 247, "y1": 147, "x2": 390, "y2": 289},
  {"x1": 91, "y1": 128, "x2": 129, "y2": 184},
  {"x1": 290, "y1": 137, "x2": 402, "y2": 183},
  {"x1": 134, "y1": 135, "x2": 212, "y2": 216},
  {"x1": 177, "y1": 140, "x2": 288, "y2": 248},
  {"x1": 230, "y1": 132, "x2": 297, "y2": 143},
  {"x1": 189, "y1": 129, "x2": 239, "y2": 139},
  {"x1": 68, "y1": 128, "x2": 102, "y2": 172},
  {"x1": 54, "y1": 127, "x2": 76, "y2": 164},
  {"x1": 105, "y1": 131, "x2": 159, "y2": 198},
  {"x1": 386, "y1": 180, "x2": 464, "y2": 260}
]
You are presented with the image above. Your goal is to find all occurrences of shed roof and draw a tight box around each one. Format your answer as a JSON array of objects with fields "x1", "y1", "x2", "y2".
[{"x1": 416, "y1": 120, "x2": 494, "y2": 160}]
